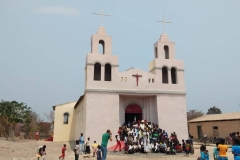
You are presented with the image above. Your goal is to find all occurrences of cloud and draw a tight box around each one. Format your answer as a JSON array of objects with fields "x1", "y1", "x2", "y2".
[{"x1": 34, "y1": 6, "x2": 79, "y2": 16}]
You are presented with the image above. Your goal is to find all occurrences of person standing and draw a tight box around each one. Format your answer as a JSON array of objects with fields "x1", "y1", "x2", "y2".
[
  {"x1": 92, "y1": 141, "x2": 98, "y2": 157},
  {"x1": 36, "y1": 130, "x2": 40, "y2": 141},
  {"x1": 113, "y1": 128, "x2": 122, "y2": 152},
  {"x1": 101, "y1": 129, "x2": 112, "y2": 160},
  {"x1": 74, "y1": 140, "x2": 80, "y2": 160},
  {"x1": 232, "y1": 138, "x2": 240, "y2": 160},
  {"x1": 213, "y1": 142, "x2": 219, "y2": 160},
  {"x1": 217, "y1": 138, "x2": 228, "y2": 160},
  {"x1": 79, "y1": 133, "x2": 84, "y2": 155}
]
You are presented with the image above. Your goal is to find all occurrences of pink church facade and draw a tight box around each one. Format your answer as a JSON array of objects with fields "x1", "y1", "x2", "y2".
[{"x1": 72, "y1": 26, "x2": 188, "y2": 147}]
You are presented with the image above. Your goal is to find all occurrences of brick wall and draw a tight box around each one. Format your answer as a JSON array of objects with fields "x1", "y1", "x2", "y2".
[{"x1": 188, "y1": 120, "x2": 240, "y2": 140}]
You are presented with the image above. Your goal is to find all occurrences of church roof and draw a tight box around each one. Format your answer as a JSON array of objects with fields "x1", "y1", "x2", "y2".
[
  {"x1": 188, "y1": 112, "x2": 240, "y2": 123},
  {"x1": 74, "y1": 95, "x2": 85, "y2": 108},
  {"x1": 96, "y1": 26, "x2": 107, "y2": 35},
  {"x1": 159, "y1": 33, "x2": 169, "y2": 41},
  {"x1": 52, "y1": 101, "x2": 76, "y2": 110}
]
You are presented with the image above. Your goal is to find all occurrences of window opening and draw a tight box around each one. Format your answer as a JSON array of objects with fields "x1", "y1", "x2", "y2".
[
  {"x1": 164, "y1": 45, "x2": 169, "y2": 59},
  {"x1": 99, "y1": 40, "x2": 105, "y2": 54},
  {"x1": 63, "y1": 113, "x2": 69, "y2": 124},
  {"x1": 162, "y1": 67, "x2": 168, "y2": 83},
  {"x1": 155, "y1": 47, "x2": 158, "y2": 58},
  {"x1": 94, "y1": 63, "x2": 101, "y2": 81},
  {"x1": 104, "y1": 63, "x2": 111, "y2": 81},
  {"x1": 171, "y1": 67, "x2": 177, "y2": 84}
]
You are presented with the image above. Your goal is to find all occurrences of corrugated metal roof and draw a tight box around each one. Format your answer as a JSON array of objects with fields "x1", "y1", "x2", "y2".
[{"x1": 188, "y1": 112, "x2": 240, "y2": 122}]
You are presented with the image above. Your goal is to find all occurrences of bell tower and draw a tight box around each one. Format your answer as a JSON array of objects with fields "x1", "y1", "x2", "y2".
[
  {"x1": 148, "y1": 15, "x2": 185, "y2": 86},
  {"x1": 91, "y1": 26, "x2": 112, "y2": 55}
]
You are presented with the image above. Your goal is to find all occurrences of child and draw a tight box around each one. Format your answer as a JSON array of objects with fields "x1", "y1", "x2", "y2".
[
  {"x1": 128, "y1": 143, "x2": 134, "y2": 154},
  {"x1": 59, "y1": 144, "x2": 66, "y2": 160},
  {"x1": 36, "y1": 145, "x2": 46, "y2": 160},
  {"x1": 213, "y1": 142, "x2": 219, "y2": 160},
  {"x1": 92, "y1": 141, "x2": 98, "y2": 157},
  {"x1": 74, "y1": 140, "x2": 80, "y2": 160},
  {"x1": 182, "y1": 139, "x2": 186, "y2": 152},
  {"x1": 185, "y1": 140, "x2": 190, "y2": 156},
  {"x1": 85, "y1": 137, "x2": 91, "y2": 154},
  {"x1": 198, "y1": 145, "x2": 209, "y2": 160},
  {"x1": 96, "y1": 145, "x2": 102, "y2": 160}
]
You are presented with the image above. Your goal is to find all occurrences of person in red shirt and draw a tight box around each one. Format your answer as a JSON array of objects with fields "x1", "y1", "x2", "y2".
[{"x1": 59, "y1": 144, "x2": 66, "y2": 159}]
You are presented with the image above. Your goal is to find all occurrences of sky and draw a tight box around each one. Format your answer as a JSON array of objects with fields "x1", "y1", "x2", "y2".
[{"x1": 0, "y1": 0, "x2": 240, "y2": 119}]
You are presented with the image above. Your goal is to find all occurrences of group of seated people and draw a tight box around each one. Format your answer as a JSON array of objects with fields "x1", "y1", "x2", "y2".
[{"x1": 116, "y1": 119, "x2": 194, "y2": 155}]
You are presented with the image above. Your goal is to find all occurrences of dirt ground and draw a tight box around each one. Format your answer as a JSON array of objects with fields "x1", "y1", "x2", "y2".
[{"x1": 0, "y1": 138, "x2": 234, "y2": 160}]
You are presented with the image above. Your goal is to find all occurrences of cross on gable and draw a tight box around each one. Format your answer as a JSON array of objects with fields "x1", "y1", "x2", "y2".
[
  {"x1": 156, "y1": 14, "x2": 172, "y2": 33},
  {"x1": 132, "y1": 74, "x2": 142, "y2": 86},
  {"x1": 92, "y1": 8, "x2": 111, "y2": 26}
]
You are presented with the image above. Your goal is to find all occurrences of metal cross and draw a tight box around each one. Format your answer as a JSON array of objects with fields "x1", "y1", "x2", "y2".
[
  {"x1": 92, "y1": 8, "x2": 110, "y2": 26},
  {"x1": 156, "y1": 14, "x2": 172, "y2": 33}
]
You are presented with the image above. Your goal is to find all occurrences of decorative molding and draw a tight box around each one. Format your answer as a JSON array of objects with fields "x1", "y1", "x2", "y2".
[
  {"x1": 85, "y1": 88, "x2": 187, "y2": 95},
  {"x1": 149, "y1": 66, "x2": 185, "y2": 72},
  {"x1": 86, "y1": 63, "x2": 119, "y2": 67}
]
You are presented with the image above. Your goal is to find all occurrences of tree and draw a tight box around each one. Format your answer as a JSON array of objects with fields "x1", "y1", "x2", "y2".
[
  {"x1": 20, "y1": 111, "x2": 41, "y2": 138},
  {"x1": 0, "y1": 100, "x2": 32, "y2": 139},
  {"x1": 44, "y1": 110, "x2": 54, "y2": 123},
  {"x1": 187, "y1": 109, "x2": 205, "y2": 121},
  {"x1": 206, "y1": 106, "x2": 222, "y2": 115}
]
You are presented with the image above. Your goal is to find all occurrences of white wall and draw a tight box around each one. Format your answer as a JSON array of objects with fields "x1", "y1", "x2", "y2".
[{"x1": 157, "y1": 94, "x2": 188, "y2": 141}]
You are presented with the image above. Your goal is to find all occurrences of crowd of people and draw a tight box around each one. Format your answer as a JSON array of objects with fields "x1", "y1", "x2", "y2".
[
  {"x1": 35, "y1": 123, "x2": 240, "y2": 160},
  {"x1": 113, "y1": 119, "x2": 194, "y2": 155}
]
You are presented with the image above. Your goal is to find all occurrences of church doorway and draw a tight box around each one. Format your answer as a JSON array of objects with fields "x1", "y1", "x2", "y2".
[{"x1": 125, "y1": 103, "x2": 142, "y2": 123}]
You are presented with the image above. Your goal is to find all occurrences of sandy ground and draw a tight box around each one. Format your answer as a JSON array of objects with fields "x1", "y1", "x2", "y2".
[{"x1": 0, "y1": 138, "x2": 234, "y2": 160}]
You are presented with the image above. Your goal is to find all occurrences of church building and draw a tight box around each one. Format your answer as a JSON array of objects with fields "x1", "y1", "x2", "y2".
[{"x1": 53, "y1": 25, "x2": 188, "y2": 147}]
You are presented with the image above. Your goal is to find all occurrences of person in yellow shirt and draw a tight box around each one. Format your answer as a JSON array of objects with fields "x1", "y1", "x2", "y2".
[
  {"x1": 217, "y1": 138, "x2": 228, "y2": 160},
  {"x1": 92, "y1": 141, "x2": 98, "y2": 157}
]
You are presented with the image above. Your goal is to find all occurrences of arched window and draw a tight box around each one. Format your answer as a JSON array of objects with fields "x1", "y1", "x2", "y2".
[
  {"x1": 171, "y1": 67, "x2": 177, "y2": 84},
  {"x1": 152, "y1": 78, "x2": 154, "y2": 83},
  {"x1": 94, "y1": 63, "x2": 101, "y2": 81},
  {"x1": 99, "y1": 40, "x2": 105, "y2": 54},
  {"x1": 164, "y1": 45, "x2": 169, "y2": 59},
  {"x1": 63, "y1": 112, "x2": 69, "y2": 124},
  {"x1": 155, "y1": 47, "x2": 158, "y2": 58},
  {"x1": 162, "y1": 67, "x2": 168, "y2": 83},
  {"x1": 104, "y1": 63, "x2": 111, "y2": 81}
]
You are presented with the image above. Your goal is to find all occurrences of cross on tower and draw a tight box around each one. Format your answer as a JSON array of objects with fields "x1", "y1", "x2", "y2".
[
  {"x1": 132, "y1": 74, "x2": 142, "y2": 86},
  {"x1": 92, "y1": 8, "x2": 111, "y2": 26},
  {"x1": 156, "y1": 14, "x2": 172, "y2": 33}
]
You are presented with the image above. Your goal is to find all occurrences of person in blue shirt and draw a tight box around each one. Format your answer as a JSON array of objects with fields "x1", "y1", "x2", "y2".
[
  {"x1": 79, "y1": 133, "x2": 84, "y2": 155},
  {"x1": 198, "y1": 145, "x2": 209, "y2": 160},
  {"x1": 213, "y1": 142, "x2": 219, "y2": 160},
  {"x1": 232, "y1": 138, "x2": 240, "y2": 160}
]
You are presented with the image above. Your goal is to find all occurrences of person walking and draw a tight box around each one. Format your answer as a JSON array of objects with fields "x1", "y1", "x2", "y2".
[
  {"x1": 79, "y1": 133, "x2": 84, "y2": 155},
  {"x1": 113, "y1": 128, "x2": 122, "y2": 152},
  {"x1": 101, "y1": 129, "x2": 112, "y2": 160}
]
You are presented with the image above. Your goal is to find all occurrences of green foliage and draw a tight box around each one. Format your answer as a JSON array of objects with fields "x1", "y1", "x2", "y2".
[
  {"x1": 0, "y1": 100, "x2": 32, "y2": 124},
  {"x1": 206, "y1": 106, "x2": 222, "y2": 115}
]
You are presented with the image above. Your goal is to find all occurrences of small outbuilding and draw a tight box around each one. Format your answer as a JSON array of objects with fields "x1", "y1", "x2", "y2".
[{"x1": 188, "y1": 112, "x2": 240, "y2": 140}]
